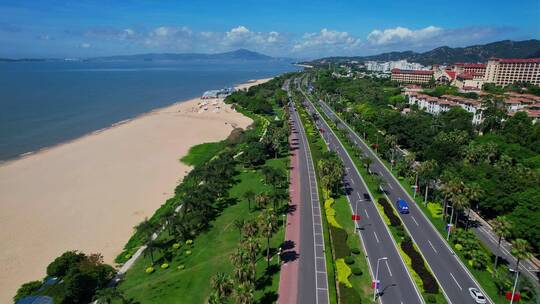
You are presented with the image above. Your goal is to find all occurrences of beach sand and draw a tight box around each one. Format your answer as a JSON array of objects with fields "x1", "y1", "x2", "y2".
[{"x1": 0, "y1": 78, "x2": 271, "y2": 302}]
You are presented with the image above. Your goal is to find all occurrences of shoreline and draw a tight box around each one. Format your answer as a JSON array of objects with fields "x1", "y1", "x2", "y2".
[
  {"x1": 0, "y1": 77, "x2": 272, "y2": 303},
  {"x1": 0, "y1": 78, "x2": 270, "y2": 167}
]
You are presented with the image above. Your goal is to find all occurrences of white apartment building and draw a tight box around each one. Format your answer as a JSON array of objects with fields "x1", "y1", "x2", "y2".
[
  {"x1": 365, "y1": 60, "x2": 426, "y2": 73},
  {"x1": 405, "y1": 92, "x2": 484, "y2": 124}
]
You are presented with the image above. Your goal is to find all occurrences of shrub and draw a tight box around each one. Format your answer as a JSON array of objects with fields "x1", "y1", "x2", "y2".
[
  {"x1": 350, "y1": 248, "x2": 361, "y2": 255},
  {"x1": 185, "y1": 239, "x2": 193, "y2": 245},
  {"x1": 454, "y1": 243, "x2": 463, "y2": 251},
  {"x1": 185, "y1": 250, "x2": 192, "y2": 256},
  {"x1": 378, "y1": 198, "x2": 401, "y2": 227},
  {"x1": 336, "y1": 258, "x2": 352, "y2": 288},
  {"x1": 172, "y1": 243, "x2": 181, "y2": 249},
  {"x1": 124, "y1": 253, "x2": 132, "y2": 259},
  {"x1": 344, "y1": 256, "x2": 355, "y2": 265},
  {"x1": 427, "y1": 202, "x2": 443, "y2": 219},
  {"x1": 425, "y1": 294, "x2": 437, "y2": 303},
  {"x1": 401, "y1": 237, "x2": 439, "y2": 294},
  {"x1": 177, "y1": 264, "x2": 185, "y2": 270},
  {"x1": 331, "y1": 227, "x2": 350, "y2": 258},
  {"x1": 14, "y1": 281, "x2": 42, "y2": 302},
  {"x1": 145, "y1": 267, "x2": 155, "y2": 274},
  {"x1": 161, "y1": 263, "x2": 169, "y2": 269},
  {"x1": 351, "y1": 267, "x2": 363, "y2": 276}
]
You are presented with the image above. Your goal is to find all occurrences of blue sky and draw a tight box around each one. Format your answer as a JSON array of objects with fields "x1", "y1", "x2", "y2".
[{"x1": 1, "y1": 0, "x2": 539, "y2": 58}]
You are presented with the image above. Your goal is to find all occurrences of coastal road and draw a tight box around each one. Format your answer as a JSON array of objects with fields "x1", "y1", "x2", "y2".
[
  {"x1": 315, "y1": 94, "x2": 494, "y2": 304},
  {"x1": 284, "y1": 81, "x2": 330, "y2": 304},
  {"x1": 296, "y1": 78, "x2": 423, "y2": 304}
]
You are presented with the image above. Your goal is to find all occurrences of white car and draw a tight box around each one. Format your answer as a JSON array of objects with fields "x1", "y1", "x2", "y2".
[{"x1": 469, "y1": 287, "x2": 487, "y2": 303}]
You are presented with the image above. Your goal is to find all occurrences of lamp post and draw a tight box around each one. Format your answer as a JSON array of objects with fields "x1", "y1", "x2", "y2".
[
  {"x1": 509, "y1": 268, "x2": 520, "y2": 304},
  {"x1": 413, "y1": 171, "x2": 419, "y2": 199},
  {"x1": 446, "y1": 205, "x2": 454, "y2": 241},
  {"x1": 373, "y1": 257, "x2": 388, "y2": 301}
]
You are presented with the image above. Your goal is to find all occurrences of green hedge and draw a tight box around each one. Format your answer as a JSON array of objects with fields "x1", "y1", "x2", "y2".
[
  {"x1": 377, "y1": 198, "x2": 401, "y2": 227},
  {"x1": 401, "y1": 237, "x2": 439, "y2": 294}
]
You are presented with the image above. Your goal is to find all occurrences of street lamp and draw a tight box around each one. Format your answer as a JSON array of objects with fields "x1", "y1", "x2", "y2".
[
  {"x1": 413, "y1": 170, "x2": 419, "y2": 199},
  {"x1": 354, "y1": 199, "x2": 362, "y2": 228},
  {"x1": 373, "y1": 257, "x2": 388, "y2": 301},
  {"x1": 446, "y1": 205, "x2": 454, "y2": 241},
  {"x1": 509, "y1": 268, "x2": 520, "y2": 304}
]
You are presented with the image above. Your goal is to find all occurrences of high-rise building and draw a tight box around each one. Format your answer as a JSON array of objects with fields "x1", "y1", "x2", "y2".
[{"x1": 484, "y1": 58, "x2": 540, "y2": 86}]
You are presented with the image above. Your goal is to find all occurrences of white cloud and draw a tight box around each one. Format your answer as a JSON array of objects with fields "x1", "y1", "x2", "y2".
[
  {"x1": 80, "y1": 43, "x2": 91, "y2": 48},
  {"x1": 367, "y1": 26, "x2": 442, "y2": 45},
  {"x1": 292, "y1": 28, "x2": 360, "y2": 56}
]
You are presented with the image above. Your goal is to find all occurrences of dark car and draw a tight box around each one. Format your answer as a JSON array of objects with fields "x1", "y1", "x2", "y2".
[{"x1": 363, "y1": 193, "x2": 371, "y2": 201}]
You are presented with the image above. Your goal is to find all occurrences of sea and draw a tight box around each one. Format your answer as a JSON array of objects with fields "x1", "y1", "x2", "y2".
[{"x1": 0, "y1": 60, "x2": 299, "y2": 161}]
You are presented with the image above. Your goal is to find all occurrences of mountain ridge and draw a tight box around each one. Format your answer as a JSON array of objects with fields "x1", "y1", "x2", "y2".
[{"x1": 305, "y1": 39, "x2": 540, "y2": 66}]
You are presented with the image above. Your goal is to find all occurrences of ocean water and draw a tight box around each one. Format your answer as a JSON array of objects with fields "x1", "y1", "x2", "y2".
[{"x1": 0, "y1": 60, "x2": 298, "y2": 161}]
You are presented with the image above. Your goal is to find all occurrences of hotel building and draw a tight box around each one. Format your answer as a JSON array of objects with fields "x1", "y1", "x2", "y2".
[
  {"x1": 484, "y1": 58, "x2": 540, "y2": 86},
  {"x1": 391, "y1": 69, "x2": 433, "y2": 84}
]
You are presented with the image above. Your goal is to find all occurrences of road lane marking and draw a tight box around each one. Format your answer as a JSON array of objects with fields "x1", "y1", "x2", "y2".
[
  {"x1": 356, "y1": 192, "x2": 362, "y2": 200},
  {"x1": 385, "y1": 260, "x2": 393, "y2": 277},
  {"x1": 373, "y1": 231, "x2": 380, "y2": 243},
  {"x1": 388, "y1": 183, "x2": 393, "y2": 190},
  {"x1": 350, "y1": 178, "x2": 355, "y2": 185},
  {"x1": 411, "y1": 216, "x2": 419, "y2": 226},
  {"x1": 365, "y1": 210, "x2": 370, "y2": 219},
  {"x1": 428, "y1": 240, "x2": 438, "y2": 253},
  {"x1": 450, "y1": 272, "x2": 462, "y2": 290}
]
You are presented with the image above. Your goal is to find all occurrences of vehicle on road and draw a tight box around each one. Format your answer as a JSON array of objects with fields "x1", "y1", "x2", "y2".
[
  {"x1": 396, "y1": 199, "x2": 410, "y2": 214},
  {"x1": 468, "y1": 287, "x2": 487, "y2": 303},
  {"x1": 363, "y1": 193, "x2": 371, "y2": 201}
]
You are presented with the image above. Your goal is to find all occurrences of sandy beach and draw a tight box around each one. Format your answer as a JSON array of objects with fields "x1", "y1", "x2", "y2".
[{"x1": 0, "y1": 78, "x2": 271, "y2": 302}]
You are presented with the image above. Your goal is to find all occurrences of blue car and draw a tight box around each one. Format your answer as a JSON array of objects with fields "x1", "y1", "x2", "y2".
[{"x1": 396, "y1": 199, "x2": 410, "y2": 214}]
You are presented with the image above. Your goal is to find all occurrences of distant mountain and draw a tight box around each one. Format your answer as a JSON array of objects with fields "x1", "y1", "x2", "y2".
[
  {"x1": 306, "y1": 39, "x2": 540, "y2": 66},
  {"x1": 88, "y1": 49, "x2": 285, "y2": 62}
]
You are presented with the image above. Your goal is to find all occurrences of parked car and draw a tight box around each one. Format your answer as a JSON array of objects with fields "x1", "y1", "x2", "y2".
[
  {"x1": 396, "y1": 199, "x2": 409, "y2": 214},
  {"x1": 468, "y1": 288, "x2": 486, "y2": 304}
]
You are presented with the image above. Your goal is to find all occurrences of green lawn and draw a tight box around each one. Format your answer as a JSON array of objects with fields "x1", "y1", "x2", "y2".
[
  {"x1": 117, "y1": 158, "x2": 287, "y2": 304},
  {"x1": 180, "y1": 141, "x2": 226, "y2": 167}
]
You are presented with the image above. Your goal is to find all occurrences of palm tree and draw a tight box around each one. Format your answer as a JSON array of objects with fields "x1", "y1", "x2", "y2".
[
  {"x1": 233, "y1": 282, "x2": 255, "y2": 304},
  {"x1": 144, "y1": 239, "x2": 161, "y2": 264},
  {"x1": 464, "y1": 183, "x2": 484, "y2": 230},
  {"x1": 210, "y1": 272, "x2": 233, "y2": 299},
  {"x1": 385, "y1": 134, "x2": 398, "y2": 168},
  {"x1": 418, "y1": 159, "x2": 437, "y2": 205},
  {"x1": 234, "y1": 219, "x2": 246, "y2": 240},
  {"x1": 255, "y1": 193, "x2": 268, "y2": 210},
  {"x1": 242, "y1": 221, "x2": 259, "y2": 239},
  {"x1": 490, "y1": 216, "x2": 512, "y2": 276},
  {"x1": 242, "y1": 190, "x2": 256, "y2": 211},
  {"x1": 259, "y1": 210, "x2": 278, "y2": 269},
  {"x1": 135, "y1": 218, "x2": 156, "y2": 243},
  {"x1": 511, "y1": 239, "x2": 532, "y2": 272},
  {"x1": 451, "y1": 193, "x2": 469, "y2": 228},
  {"x1": 362, "y1": 156, "x2": 373, "y2": 173},
  {"x1": 373, "y1": 174, "x2": 387, "y2": 193},
  {"x1": 440, "y1": 175, "x2": 460, "y2": 220}
]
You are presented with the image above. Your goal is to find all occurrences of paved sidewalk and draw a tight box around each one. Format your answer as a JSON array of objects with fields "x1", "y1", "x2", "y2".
[{"x1": 277, "y1": 118, "x2": 302, "y2": 304}]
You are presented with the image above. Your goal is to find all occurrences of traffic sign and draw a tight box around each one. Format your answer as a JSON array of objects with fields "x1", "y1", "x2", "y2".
[
  {"x1": 506, "y1": 292, "x2": 521, "y2": 301},
  {"x1": 446, "y1": 224, "x2": 454, "y2": 232}
]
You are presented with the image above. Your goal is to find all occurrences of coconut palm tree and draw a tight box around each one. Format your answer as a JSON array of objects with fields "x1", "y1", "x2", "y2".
[
  {"x1": 440, "y1": 175, "x2": 460, "y2": 220},
  {"x1": 362, "y1": 156, "x2": 373, "y2": 173},
  {"x1": 511, "y1": 239, "x2": 532, "y2": 272},
  {"x1": 418, "y1": 159, "x2": 437, "y2": 205},
  {"x1": 242, "y1": 221, "x2": 259, "y2": 239},
  {"x1": 385, "y1": 134, "x2": 398, "y2": 168},
  {"x1": 135, "y1": 218, "x2": 157, "y2": 243},
  {"x1": 451, "y1": 193, "x2": 469, "y2": 228},
  {"x1": 242, "y1": 190, "x2": 256, "y2": 211},
  {"x1": 464, "y1": 182, "x2": 484, "y2": 230},
  {"x1": 255, "y1": 193, "x2": 268, "y2": 210},
  {"x1": 259, "y1": 210, "x2": 278, "y2": 269},
  {"x1": 234, "y1": 219, "x2": 246, "y2": 240},
  {"x1": 210, "y1": 272, "x2": 233, "y2": 300},
  {"x1": 93, "y1": 287, "x2": 131, "y2": 304},
  {"x1": 144, "y1": 239, "x2": 161, "y2": 264},
  {"x1": 233, "y1": 282, "x2": 255, "y2": 304},
  {"x1": 490, "y1": 216, "x2": 512, "y2": 276}
]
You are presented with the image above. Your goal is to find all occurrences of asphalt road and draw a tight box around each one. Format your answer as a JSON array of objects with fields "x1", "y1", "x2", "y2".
[
  {"x1": 315, "y1": 95, "x2": 494, "y2": 304},
  {"x1": 295, "y1": 79, "x2": 423, "y2": 304},
  {"x1": 287, "y1": 81, "x2": 330, "y2": 304}
]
